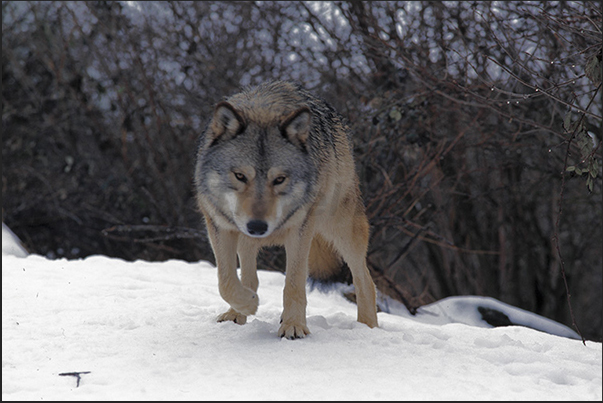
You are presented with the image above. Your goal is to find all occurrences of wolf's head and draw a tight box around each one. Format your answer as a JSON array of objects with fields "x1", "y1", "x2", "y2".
[{"x1": 195, "y1": 97, "x2": 317, "y2": 238}]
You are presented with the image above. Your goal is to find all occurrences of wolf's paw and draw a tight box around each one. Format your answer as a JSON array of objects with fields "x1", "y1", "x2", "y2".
[
  {"x1": 228, "y1": 288, "x2": 259, "y2": 317},
  {"x1": 217, "y1": 308, "x2": 247, "y2": 325},
  {"x1": 278, "y1": 322, "x2": 310, "y2": 339}
]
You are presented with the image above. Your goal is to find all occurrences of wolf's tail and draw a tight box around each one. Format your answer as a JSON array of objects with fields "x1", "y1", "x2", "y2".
[{"x1": 308, "y1": 234, "x2": 346, "y2": 281}]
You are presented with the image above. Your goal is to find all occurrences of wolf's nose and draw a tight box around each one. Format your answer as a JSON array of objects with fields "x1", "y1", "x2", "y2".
[{"x1": 247, "y1": 220, "x2": 268, "y2": 236}]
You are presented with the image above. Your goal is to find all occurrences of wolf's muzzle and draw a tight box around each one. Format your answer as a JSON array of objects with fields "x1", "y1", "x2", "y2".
[{"x1": 246, "y1": 220, "x2": 268, "y2": 236}]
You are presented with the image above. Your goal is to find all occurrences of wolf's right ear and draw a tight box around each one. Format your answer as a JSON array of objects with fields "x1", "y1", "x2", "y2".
[{"x1": 207, "y1": 101, "x2": 245, "y2": 146}]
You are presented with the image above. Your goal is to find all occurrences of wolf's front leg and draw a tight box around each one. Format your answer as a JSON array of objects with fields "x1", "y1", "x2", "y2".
[
  {"x1": 279, "y1": 234, "x2": 313, "y2": 339},
  {"x1": 207, "y1": 224, "x2": 259, "y2": 319},
  {"x1": 217, "y1": 239, "x2": 260, "y2": 325}
]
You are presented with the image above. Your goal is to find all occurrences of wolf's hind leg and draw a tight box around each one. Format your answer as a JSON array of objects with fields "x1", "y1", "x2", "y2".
[{"x1": 330, "y1": 212, "x2": 378, "y2": 328}]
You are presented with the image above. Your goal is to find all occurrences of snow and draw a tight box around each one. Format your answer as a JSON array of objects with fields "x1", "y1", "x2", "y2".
[
  {"x1": 2, "y1": 227, "x2": 601, "y2": 400},
  {"x1": 2, "y1": 224, "x2": 28, "y2": 258}
]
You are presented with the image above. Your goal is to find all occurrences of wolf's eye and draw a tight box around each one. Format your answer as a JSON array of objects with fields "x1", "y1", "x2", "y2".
[
  {"x1": 273, "y1": 176, "x2": 286, "y2": 186},
  {"x1": 234, "y1": 172, "x2": 247, "y2": 183}
]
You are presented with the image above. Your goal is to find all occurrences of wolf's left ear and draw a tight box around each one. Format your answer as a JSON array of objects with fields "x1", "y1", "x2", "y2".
[
  {"x1": 208, "y1": 101, "x2": 245, "y2": 145},
  {"x1": 280, "y1": 107, "x2": 311, "y2": 149}
]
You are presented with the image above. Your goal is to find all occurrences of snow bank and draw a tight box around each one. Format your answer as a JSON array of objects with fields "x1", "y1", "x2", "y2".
[{"x1": 383, "y1": 294, "x2": 581, "y2": 340}]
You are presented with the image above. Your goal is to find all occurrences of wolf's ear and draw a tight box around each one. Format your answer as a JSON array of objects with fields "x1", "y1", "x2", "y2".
[
  {"x1": 280, "y1": 107, "x2": 311, "y2": 149},
  {"x1": 208, "y1": 101, "x2": 245, "y2": 145}
]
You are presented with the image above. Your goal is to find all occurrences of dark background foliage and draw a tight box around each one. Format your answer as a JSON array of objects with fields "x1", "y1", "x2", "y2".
[{"x1": 3, "y1": 1, "x2": 601, "y2": 340}]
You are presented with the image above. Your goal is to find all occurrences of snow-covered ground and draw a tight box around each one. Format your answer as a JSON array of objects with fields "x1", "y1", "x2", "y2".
[{"x1": 2, "y1": 224, "x2": 601, "y2": 400}]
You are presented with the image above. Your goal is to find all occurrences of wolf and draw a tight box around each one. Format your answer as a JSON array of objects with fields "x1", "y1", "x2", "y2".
[{"x1": 194, "y1": 80, "x2": 378, "y2": 339}]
